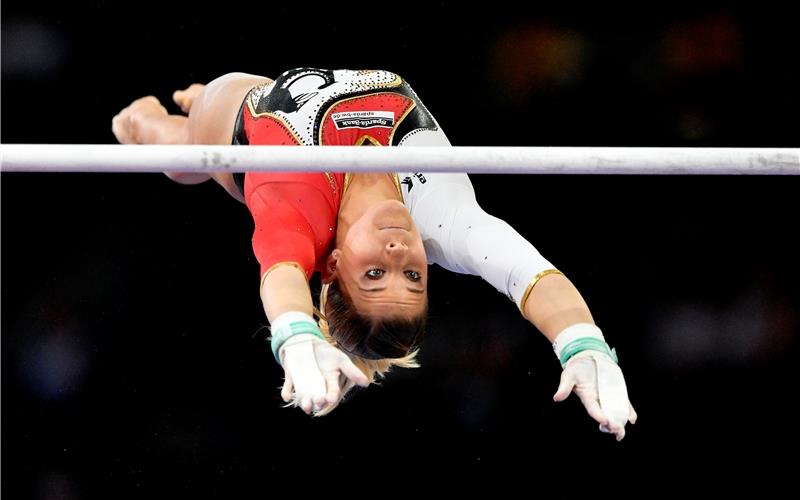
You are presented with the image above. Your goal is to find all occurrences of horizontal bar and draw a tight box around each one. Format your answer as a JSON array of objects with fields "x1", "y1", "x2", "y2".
[{"x1": 1, "y1": 145, "x2": 798, "y2": 175}]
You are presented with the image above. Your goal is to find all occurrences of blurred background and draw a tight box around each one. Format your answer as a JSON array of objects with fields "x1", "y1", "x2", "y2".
[{"x1": 2, "y1": 1, "x2": 798, "y2": 497}]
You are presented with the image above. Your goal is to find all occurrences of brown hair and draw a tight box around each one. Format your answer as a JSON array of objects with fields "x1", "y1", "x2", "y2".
[
  {"x1": 309, "y1": 281, "x2": 426, "y2": 415},
  {"x1": 324, "y1": 279, "x2": 427, "y2": 359}
]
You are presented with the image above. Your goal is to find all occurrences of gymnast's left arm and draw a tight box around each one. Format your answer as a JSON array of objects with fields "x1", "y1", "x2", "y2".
[
  {"x1": 523, "y1": 273, "x2": 637, "y2": 441},
  {"x1": 415, "y1": 176, "x2": 636, "y2": 440}
]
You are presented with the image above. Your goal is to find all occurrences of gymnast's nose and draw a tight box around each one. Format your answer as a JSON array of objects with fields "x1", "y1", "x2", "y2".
[{"x1": 385, "y1": 240, "x2": 408, "y2": 254}]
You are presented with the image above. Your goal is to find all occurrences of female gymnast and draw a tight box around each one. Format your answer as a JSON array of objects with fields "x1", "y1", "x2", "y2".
[{"x1": 112, "y1": 68, "x2": 636, "y2": 440}]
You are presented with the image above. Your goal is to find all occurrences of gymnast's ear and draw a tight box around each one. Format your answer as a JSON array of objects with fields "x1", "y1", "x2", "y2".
[{"x1": 321, "y1": 249, "x2": 340, "y2": 284}]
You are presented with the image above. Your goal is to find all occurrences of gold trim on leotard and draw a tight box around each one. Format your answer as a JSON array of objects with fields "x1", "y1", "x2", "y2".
[
  {"x1": 519, "y1": 269, "x2": 565, "y2": 317},
  {"x1": 390, "y1": 172, "x2": 403, "y2": 201},
  {"x1": 260, "y1": 261, "x2": 308, "y2": 291},
  {"x1": 246, "y1": 90, "x2": 339, "y2": 197},
  {"x1": 354, "y1": 134, "x2": 383, "y2": 146},
  {"x1": 317, "y1": 92, "x2": 414, "y2": 146},
  {"x1": 245, "y1": 100, "x2": 305, "y2": 146}
]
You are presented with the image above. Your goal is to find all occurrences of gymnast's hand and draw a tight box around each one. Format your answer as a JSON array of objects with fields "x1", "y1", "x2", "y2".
[
  {"x1": 279, "y1": 334, "x2": 369, "y2": 415},
  {"x1": 552, "y1": 325, "x2": 637, "y2": 441}
]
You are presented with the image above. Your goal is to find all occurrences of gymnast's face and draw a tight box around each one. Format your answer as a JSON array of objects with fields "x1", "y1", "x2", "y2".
[{"x1": 333, "y1": 200, "x2": 428, "y2": 317}]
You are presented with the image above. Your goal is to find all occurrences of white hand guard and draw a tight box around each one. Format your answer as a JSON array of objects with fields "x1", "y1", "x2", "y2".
[
  {"x1": 552, "y1": 323, "x2": 637, "y2": 441},
  {"x1": 270, "y1": 312, "x2": 368, "y2": 415}
]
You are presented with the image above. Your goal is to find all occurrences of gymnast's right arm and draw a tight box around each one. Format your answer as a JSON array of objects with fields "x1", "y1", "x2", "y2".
[{"x1": 249, "y1": 188, "x2": 369, "y2": 415}]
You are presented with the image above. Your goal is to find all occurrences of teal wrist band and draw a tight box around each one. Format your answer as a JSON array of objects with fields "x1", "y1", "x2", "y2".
[
  {"x1": 559, "y1": 338, "x2": 618, "y2": 366},
  {"x1": 270, "y1": 320, "x2": 325, "y2": 364}
]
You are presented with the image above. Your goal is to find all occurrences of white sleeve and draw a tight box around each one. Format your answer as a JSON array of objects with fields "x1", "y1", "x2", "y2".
[{"x1": 402, "y1": 172, "x2": 558, "y2": 309}]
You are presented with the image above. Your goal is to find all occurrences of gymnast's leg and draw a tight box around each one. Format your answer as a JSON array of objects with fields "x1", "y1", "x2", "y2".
[{"x1": 111, "y1": 72, "x2": 272, "y2": 202}]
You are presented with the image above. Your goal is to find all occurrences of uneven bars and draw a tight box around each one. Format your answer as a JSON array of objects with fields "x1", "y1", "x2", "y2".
[{"x1": 1, "y1": 145, "x2": 798, "y2": 175}]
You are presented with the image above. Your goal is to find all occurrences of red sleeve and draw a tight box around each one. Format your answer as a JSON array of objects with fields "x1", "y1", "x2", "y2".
[{"x1": 247, "y1": 185, "x2": 316, "y2": 280}]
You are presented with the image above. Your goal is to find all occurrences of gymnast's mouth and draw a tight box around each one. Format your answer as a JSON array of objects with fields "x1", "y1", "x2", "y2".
[{"x1": 379, "y1": 226, "x2": 410, "y2": 231}]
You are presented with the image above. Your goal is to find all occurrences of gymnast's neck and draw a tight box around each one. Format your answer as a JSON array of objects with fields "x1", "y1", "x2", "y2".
[{"x1": 336, "y1": 173, "x2": 404, "y2": 241}]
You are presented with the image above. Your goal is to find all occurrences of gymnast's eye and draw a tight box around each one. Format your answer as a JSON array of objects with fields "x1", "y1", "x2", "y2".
[
  {"x1": 366, "y1": 268, "x2": 385, "y2": 279},
  {"x1": 405, "y1": 270, "x2": 421, "y2": 281}
]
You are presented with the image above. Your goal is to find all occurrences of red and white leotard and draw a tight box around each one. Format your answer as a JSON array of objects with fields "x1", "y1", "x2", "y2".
[
  {"x1": 237, "y1": 68, "x2": 557, "y2": 312},
  {"x1": 244, "y1": 173, "x2": 344, "y2": 280},
  {"x1": 235, "y1": 68, "x2": 445, "y2": 281}
]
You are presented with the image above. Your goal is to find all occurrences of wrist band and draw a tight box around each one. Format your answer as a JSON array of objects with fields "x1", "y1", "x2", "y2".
[
  {"x1": 552, "y1": 323, "x2": 618, "y2": 366},
  {"x1": 269, "y1": 311, "x2": 325, "y2": 364},
  {"x1": 558, "y1": 338, "x2": 618, "y2": 366}
]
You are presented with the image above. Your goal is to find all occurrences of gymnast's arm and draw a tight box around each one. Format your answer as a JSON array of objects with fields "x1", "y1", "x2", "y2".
[
  {"x1": 411, "y1": 176, "x2": 590, "y2": 340},
  {"x1": 111, "y1": 73, "x2": 272, "y2": 204},
  {"x1": 413, "y1": 174, "x2": 635, "y2": 439},
  {"x1": 250, "y1": 192, "x2": 368, "y2": 414}
]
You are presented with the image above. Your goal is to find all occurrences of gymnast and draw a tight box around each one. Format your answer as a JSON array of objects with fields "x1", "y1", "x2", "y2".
[{"x1": 112, "y1": 68, "x2": 636, "y2": 440}]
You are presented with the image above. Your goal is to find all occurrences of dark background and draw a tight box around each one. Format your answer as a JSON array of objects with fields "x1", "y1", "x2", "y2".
[{"x1": 2, "y1": 1, "x2": 798, "y2": 497}]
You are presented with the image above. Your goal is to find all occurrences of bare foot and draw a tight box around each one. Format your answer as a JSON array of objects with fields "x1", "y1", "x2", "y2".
[
  {"x1": 172, "y1": 84, "x2": 205, "y2": 114},
  {"x1": 111, "y1": 96, "x2": 167, "y2": 144}
]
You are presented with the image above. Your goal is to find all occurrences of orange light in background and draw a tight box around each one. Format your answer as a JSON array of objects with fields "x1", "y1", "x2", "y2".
[
  {"x1": 662, "y1": 13, "x2": 743, "y2": 76},
  {"x1": 492, "y1": 23, "x2": 586, "y2": 102}
]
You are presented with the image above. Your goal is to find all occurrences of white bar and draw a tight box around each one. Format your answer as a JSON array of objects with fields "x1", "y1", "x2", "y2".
[{"x1": 1, "y1": 145, "x2": 798, "y2": 175}]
